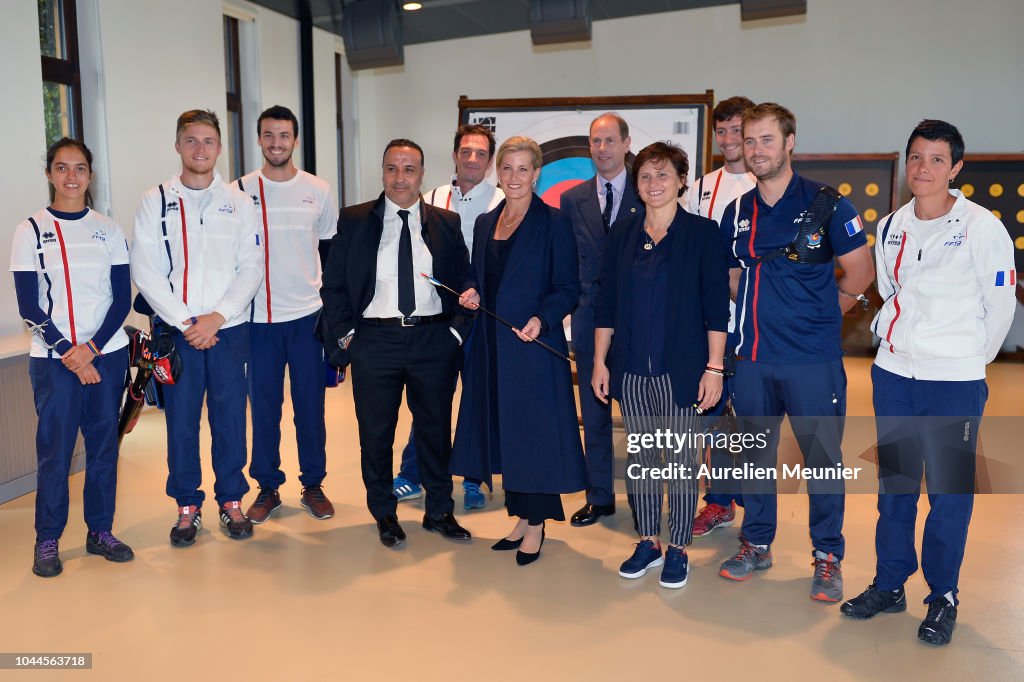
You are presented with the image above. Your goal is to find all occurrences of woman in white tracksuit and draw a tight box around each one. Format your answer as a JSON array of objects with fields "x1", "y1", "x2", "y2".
[{"x1": 840, "y1": 120, "x2": 1016, "y2": 646}]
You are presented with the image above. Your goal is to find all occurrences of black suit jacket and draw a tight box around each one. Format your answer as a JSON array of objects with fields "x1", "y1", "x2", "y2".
[
  {"x1": 320, "y1": 192, "x2": 470, "y2": 367},
  {"x1": 560, "y1": 176, "x2": 642, "y2": 355}
]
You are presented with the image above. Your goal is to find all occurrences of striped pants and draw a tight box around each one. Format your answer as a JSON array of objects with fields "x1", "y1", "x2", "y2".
[{"x1": 621, "y1": 373, "x2": 701, "y2": 547}]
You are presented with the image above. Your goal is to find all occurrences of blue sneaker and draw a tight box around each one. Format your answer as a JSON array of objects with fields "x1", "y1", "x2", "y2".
[
  {"x1": 392, "y1": 476, "x2": 423, "y2": 502},
  {"x1": 618, "y1": 539, "x2": 664, "y2": 579},
  {"x1": 659, "y1": 546, "x2": 689, "y2": 588},
  {"x1": 463, "y1": 481, "x2": 486, "y2": 510}
]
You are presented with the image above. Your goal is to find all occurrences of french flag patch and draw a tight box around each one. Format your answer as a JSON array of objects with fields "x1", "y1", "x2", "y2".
[
  {"x1": 844, "y1": 215, "x2": 864, "y2": 237},
  {"x1": 994, "y1": 270, "x2": 1016, "y2": 287}
]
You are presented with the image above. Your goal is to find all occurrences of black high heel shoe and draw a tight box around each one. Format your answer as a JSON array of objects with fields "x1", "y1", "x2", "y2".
[
  {"x1": 491, "y1": 536, "x2": 524, "y2": 551},
  {"x1": 516, "y1": 525, "x2": 545, "y2": 566}
]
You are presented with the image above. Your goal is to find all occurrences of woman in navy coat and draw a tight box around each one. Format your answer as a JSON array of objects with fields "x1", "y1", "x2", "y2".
[
  {"x1": 591, "y1": 142, "x2": 730, "y2": 588},
  {"x1": 451, "y1": 136, "x2": 587, "y2": 565}
]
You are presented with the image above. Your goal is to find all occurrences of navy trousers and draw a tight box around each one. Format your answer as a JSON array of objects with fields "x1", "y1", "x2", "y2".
[
  {"x1": 30, "y1": 348, "x2": 129, "y2": 541},
  {"x1": 732, "y1": 359, "x2": 846, "y2": 558},
  {"x1": 704, "y1": 376, "x2": 743, "y2": 507},
  {"x1": 248, "y1": 311, "x2": 327, "y2": 489},
  {"x1": 575, "y1": 349, "x2": 616, "y2": 506},
  {"x1": 164, "y1": 324, "x2": 250, "y2": 508},
  {"x1": 872, "y1": 364, "x2": 986, "y2": 605}
]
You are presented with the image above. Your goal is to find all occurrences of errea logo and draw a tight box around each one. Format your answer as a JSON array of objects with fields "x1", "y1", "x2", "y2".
[
  {"x1": 41, "y1": 231, "x2": 58, "y2": 244},
  {"x1": 737, "y1": 219, "x2": 751, "y2": 233},
  {"x1": 218, "y1": 204, "x2": 235, "y2": 214},
  {"x1": 302, "y1": 195, "x2": 316, "y2": 205}
]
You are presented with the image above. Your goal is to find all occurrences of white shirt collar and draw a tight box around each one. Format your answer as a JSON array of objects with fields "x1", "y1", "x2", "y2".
[{"x1": 384, "y1": 195, "x2": 421, "y2": 221}]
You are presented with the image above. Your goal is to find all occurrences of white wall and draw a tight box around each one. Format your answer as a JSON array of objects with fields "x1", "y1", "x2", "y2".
[
  {"x1": 350, "y1": 0, "x2": 1024, "y2": 198},
  {"x1": 0, "y1": 1, "x2": 52, "y2": 338},
  {"x1": 0, "y1": 0, "x2": 344, "y2": 340}
]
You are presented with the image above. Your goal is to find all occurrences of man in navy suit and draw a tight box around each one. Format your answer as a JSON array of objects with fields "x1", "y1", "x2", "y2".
[{"x1": 560, "y1": 113, "x2": 642, "y2": 526}]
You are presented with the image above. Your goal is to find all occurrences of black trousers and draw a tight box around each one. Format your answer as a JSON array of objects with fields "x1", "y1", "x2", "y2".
[{"x1": 350, "y1": 322, "x2": 460, "y2": 520}]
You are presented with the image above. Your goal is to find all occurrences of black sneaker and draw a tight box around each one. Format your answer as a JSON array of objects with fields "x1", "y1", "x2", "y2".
[
  {"x1": 86, "y1": 531, "x2": 135, "y2": 562},
  {"x1": 918, "y1": 598, "x2": 957, "y2": 645},
  {"x1": 840, "y1": 583, "x2": 906, "y2": 619},
  {"x1": 32, "y1": 539, "x2": 62, "y2": 578},
  {"x1": 220, "y1": 501, "x2": 254, "y2": 540},
  {"x1": 170, "y1": 505, "x2": 202, "y2": 547}
]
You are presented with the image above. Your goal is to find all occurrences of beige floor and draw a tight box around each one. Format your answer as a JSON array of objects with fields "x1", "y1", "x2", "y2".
[{"x1": 1, "y1": 358, "x2": 1022, "y2": 681}]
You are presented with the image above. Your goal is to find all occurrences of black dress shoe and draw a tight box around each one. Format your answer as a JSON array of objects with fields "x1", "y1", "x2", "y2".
[
  {"x1": 516, "y1": 526, "x2": 545, "y2": 566},
  {"x1": 491, "y1": 536, "x2": 524, "y2": 551},
  {"x1": 376, "y1": 516, "x2": 406, "y2": 548},
  {"x1": 570, "y1": 503, "x2": 616, "y2": 527},
  {"x1": 422, "y1": 512, "x2": 472, "y2": 542}
]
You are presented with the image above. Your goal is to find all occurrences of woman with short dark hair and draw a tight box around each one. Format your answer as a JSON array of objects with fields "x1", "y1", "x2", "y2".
[{"x1": 592, "y1": 141, "x2": 730, "y2": 588}]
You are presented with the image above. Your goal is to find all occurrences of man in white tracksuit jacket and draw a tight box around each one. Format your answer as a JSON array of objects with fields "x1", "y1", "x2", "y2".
[
  {"x1": 131, "y1": 109, "x2": 264, "y2": 547},
  {"x1": 841, "y1": 120, "x2": 1015, "y2": 647}
]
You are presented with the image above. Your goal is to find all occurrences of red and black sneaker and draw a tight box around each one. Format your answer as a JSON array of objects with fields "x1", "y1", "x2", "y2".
[
  {"x1": 170, "y1": 505, "x2": 202, "y2": 547},
  {"x1": 693, "y1": 501, "x2": 736, "y2": 537},
  {"x1": 219, "y1": 501, "x2": 253, "y2": 540}
]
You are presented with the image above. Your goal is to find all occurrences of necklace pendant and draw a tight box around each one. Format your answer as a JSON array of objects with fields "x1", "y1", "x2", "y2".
[{"x1": 643, "y1": 241, "x2": 653, "y2": 251}]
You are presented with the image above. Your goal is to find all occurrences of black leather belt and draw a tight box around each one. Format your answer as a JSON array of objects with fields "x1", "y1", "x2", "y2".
[{"x1": 362, "y1": 314, "x2": 449, "y2": 327}]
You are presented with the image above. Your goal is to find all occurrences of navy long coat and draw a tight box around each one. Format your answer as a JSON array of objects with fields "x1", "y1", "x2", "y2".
[{"x1": 450, "y1": 194, "x2": 588, "y2": 494}]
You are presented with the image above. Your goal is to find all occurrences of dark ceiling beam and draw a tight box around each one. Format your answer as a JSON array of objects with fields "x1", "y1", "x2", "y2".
[
  {"x1": 739, "y1": 0, "x2": 806, "y2": 21},
  {"x1": 299, "y1": 0, "x2": 316, "y2": 172}
]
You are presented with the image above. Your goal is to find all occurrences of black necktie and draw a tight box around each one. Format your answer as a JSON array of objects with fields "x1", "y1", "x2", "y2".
[
  {"x1": 601, "y1": 182, "x2": 614, "y2": 232},
  {"x1": 397, "y1": 209, "x2": 415, "y2": 317}
]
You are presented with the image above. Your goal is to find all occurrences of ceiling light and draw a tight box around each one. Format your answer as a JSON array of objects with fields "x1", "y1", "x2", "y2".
[{"x1": 403, "y1": 2, "x2": 423, "y2": 9}]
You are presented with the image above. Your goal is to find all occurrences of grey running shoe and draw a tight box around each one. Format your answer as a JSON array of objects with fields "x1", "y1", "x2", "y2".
[
  {"x1": 719, "y1": 536, "x2": 772, "y2": 581},
  {"x1": 810, "y1": 551, "x2": 843, "y2": 602}
]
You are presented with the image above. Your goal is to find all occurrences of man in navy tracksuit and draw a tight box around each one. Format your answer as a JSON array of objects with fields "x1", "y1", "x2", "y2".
[
  {"x1": 840, "y1": 120, "x2": 1015, "y2": 645},
  {"x1": 717, "y1": 103, "x2": 874, "y2": 602}
]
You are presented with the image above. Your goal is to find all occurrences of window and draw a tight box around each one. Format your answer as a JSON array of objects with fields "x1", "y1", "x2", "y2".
[
  {"x1": 335, "y1": 53, "x2": 346, "y2": 206},
  {"x1": 224, "y1": 15, "x2": 244, "y2": 179},
  {"x1": 39, "y1": 0, "x2": 84, "y2": 145}
]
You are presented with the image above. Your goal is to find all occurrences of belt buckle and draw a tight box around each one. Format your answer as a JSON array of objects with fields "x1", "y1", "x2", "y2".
[{"x1": 400, "y1": 316, "x2": 416, "y2": 327}]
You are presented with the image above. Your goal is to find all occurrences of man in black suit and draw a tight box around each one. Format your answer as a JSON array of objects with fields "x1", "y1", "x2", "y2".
[
  {"x1": 321, "y1": 139, "x2": 472, "y2": 548},
  {"x1": 560, "y1": 113, "x2": 642, "y2": 527}
]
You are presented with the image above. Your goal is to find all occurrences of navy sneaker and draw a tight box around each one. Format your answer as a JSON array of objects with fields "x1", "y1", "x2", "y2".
[
  {"x1": 463, "y1": 481, "x2": 486, "y2": 510},
  {"x1": 392, "y1": 476, "x2": 423, "y2": 502},
  {"x1": 32, "y1": 539, "x2": 62, "y2": 578},
  {"x1": 618, "y1": 539, "x2": 664, "y2": 579},
  {"x1": 659, "y1": 546, "x2": 689, "y2": 589}
]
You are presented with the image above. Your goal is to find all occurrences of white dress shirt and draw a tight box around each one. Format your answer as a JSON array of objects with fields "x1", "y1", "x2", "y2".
[{"x1": 362, "y1": 196, "x2": 443, "y2": 319}]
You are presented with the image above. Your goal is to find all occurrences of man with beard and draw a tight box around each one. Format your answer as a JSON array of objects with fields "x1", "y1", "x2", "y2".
[
  {"x1": 717, "y1": 103, "x2": 874, "y2": 602},
  {"x1": 239, "y1": 106, "x2": 340, "y2": 524}
]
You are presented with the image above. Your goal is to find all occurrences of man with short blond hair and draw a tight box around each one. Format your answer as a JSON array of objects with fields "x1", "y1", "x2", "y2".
[{"x1": 131, "y1": 109, "x2": 264, "y2": 546}]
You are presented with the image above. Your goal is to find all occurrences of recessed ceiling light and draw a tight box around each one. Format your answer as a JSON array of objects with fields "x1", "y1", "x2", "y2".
[{"x1": 403, "y1": 2, "x2": 423, "y2": 10}]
